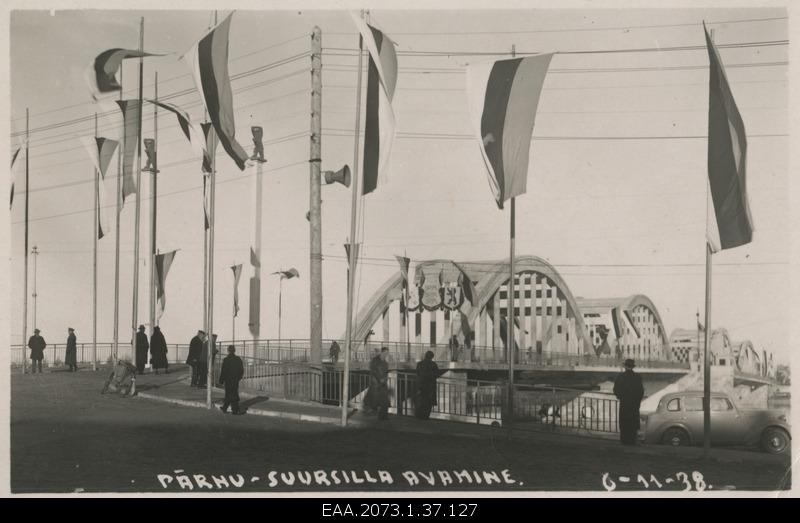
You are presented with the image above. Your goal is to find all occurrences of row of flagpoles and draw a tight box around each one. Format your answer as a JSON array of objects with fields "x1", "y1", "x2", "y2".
[{"x1": 14, "y1": 12, "x2": 755, "y2": 444}]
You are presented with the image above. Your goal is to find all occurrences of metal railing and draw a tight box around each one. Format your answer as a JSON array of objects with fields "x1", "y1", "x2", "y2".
[{"x1": 511, "y1": 384, "x2": 620, "y2": 434}]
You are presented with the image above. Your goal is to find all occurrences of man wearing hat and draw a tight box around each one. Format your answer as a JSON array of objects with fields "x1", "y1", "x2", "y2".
[
  {"x1": 135, "y1": 325, "x2": 149, "y2": 375},
  {"x1": 613, "y1": 359, "x2": 644, "y2": 445},
  {"x1": 218, "y1": 345, "x2": 244, "y2": 415},
  {"x1": 186, "y1": 330, "x2": 205, "y2": 387},
  {"x1": 27, "y1": 328, "x2": 46, "y2": 373},
  {"x1": 65, "y1": 327, "x2": 78, "y2": 372}
]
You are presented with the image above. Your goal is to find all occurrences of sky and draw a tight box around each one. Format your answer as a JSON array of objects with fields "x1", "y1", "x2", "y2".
[{"x1": 2, "y1": 2, "x2": 793, "y2": 365}]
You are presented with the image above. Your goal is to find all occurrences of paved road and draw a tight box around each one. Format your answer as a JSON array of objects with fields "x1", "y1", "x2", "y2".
[{"x1": 10, "y1": 370, "x2": 791, "y2": 493}]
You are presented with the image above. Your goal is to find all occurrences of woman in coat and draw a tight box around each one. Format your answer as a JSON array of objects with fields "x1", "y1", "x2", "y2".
[
  {"x1": 364, "y1": 347, "x2": 390, "y2": 420},
  {"x1": 415, "y1": 351, "x2": 440, "y2": 419},
  {"x1": 65, "y1": 328, "x2": 78, "y2": 372},
  {"x1": 149, "y1": 326, "x2": 169, "y2": 374}
]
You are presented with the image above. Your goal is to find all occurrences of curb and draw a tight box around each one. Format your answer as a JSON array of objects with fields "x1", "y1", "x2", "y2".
[{"x1": 135, "y1": 391, "x2": 362, "y2": 428}]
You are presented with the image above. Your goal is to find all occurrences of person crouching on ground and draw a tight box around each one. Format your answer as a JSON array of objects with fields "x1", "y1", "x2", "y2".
[
  {"x1": 613, "y1": 358, "x2": 644, "y2": 445},
  {"x1": 219, "y1": 345, "x2": 244, "y2": 415}
]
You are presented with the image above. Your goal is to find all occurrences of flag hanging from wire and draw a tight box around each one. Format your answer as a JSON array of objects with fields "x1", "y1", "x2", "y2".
[
  {"x1": 116, "y1": 100, "x2": 141, "y2": 202},
  {"x1": 86, "y1": 48, "x2": 162, "y2": 101},
  {"x1": 183, "y1": 12, "x2": 249, "y2": 170},
  {"x1": 81, "y1": 136, "x2": 119, "y2": 239},
  {"x1": 452, "y1": 261, "x2": 477, "y2": 307},
  {"x1": 274, "y1": 268, "x2": 300, "y2": 280},
  {"x1": 155, "y1": 250, "x2": 177, "y2": 321},
  {"x1": 704, "y1": 24, "x2": 753, "y2": 251},
  {"x1": 351, "y1": 13, "x2": 398, "y2": 195},
  {"x1": 466, "y1": 53, "x2": 553, "y2": 208},
  {"x1": 146, "y1": 99, "x2": 207, "y2": 161},
  {"x1": 231, "y1": 264, "x2": 242, "y2": 317}
]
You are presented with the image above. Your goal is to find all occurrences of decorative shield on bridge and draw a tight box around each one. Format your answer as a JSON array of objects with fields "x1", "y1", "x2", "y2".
[
  {"x1": 442, "y1": 283, "x2": 463, "y2": 311},
  {"x1": 421, "y1": 274, "x2": 443, "y2": 311}
]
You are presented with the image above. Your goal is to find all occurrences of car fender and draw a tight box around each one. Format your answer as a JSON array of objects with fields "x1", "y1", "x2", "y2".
[
  {"x1": 649, "y1": 421, "x2": 694, "y2": 445},
  {"x1": 749, "y1": 424, "x2": 792, "y2": 446}
]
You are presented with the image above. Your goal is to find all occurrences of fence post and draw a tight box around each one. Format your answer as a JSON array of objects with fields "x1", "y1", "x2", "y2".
[{"x1": 475, "y1": 383, "x2": 481, "y2": 425}]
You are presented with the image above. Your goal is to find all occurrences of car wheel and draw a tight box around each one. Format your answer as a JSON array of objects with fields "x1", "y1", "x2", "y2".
[
  {"x1": 662, "y1": 427, "x2": 690, "y2": 447},
  {"x1": 761, "y1": 427, "x2": 790, "y2": 454}
]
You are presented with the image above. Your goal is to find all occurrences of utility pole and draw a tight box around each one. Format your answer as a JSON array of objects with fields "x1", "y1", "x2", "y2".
[
  {"x1": 22, "y1": 107, "x2": 29, "y2": 374},
  {"x1": 309, "y1": 26, "x2": 323, "y2": 366},
  {"x1": 31, "y1": 245, "x2": 39, "y2": 331},
  {"x1": 149, "y1": 72, "x2": 159, "y2": 336}
]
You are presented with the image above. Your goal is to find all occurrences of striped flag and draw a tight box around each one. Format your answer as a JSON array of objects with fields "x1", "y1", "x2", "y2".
[
  {"x1": 87, "y1": 49, "x2": 161, "y2": 101},
  {"x1": 183, "y1": 13, "x2": 249, "y2": 170},
  {"x1": 705, "y1": 24, "x2": 753, "y2": 251},
  {"x1": 155, "y1": 250, "x2": 178, "y2": 321},
  {"x1": 231, "y1": 264, "x2": 243, "y2": 317},
  {"x1": 116, "y1": 100, "x2": 141, "y2": 202},
  {"x1": 81, "y1": 136, "x2": 119, "y2": 239},
  {"x1": 203, "y1": 174, "x2": 211, "y2": 230},
  {"x1": 466, "y1": 54, "x2": 553, "y2": 208},
  {"x1": 201, "y1": 122, "x2": 216, "y2": 174},
  {"x1": 351, "y1": 14, "x2": 397, "y2": 195}
]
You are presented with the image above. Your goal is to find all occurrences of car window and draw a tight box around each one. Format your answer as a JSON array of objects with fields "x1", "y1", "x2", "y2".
[
  {"x1": 666, "y1": 398, "x2": 681, "y2": 412},
  {"x1": 684, "y1": 396, "x2": 703, "y2": 411},
  {"x1": 710, "y1": 397, "x2": 733, "y2": 411}
]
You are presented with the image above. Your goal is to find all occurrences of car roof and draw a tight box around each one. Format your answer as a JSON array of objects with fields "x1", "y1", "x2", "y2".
[{"x1": 661, "y1": 391, "x2": 728, "y2": 400}]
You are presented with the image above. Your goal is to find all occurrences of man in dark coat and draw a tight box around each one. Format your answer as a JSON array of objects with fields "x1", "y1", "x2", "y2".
[
  {"x1": 613, "y1": 358, "x2": 645, "y2": 445},
  {"x1": 219, "y1": 345, "x2": 245, "y2": 414},
  {"x1": 196, "y1": 334, "x2": 218, "y2": 389},
  {"x1": 415, "y1": 350, "x2": 440, "y2": 420},
  {"x1": 65, "y1": 327, "x2": 78, "y2": 372},
  {"x1": 135, "y1": 325, "x2": 149, "y2": 375},
  {"x1": 364, "y1": 347, "x2": 391, "y2": 420},
  {"x1": 187, "y1": 330, "x2": 205, "y2": 387},
  {"x1": 149, "y1": 326, "x2": 169, "y2": 375},
  {"x1": 28, "y1": 328, "x2": 46, "y2": 373}
]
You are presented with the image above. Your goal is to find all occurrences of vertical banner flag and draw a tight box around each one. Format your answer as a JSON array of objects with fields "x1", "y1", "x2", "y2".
[
  {"x1": 87, "y1": 49, "x2": 161, "y2": 101},
  {"x1": 231, "y1": 264, "x2": 242, "y2": 317},
  {"x1": 155, "y1": 250, "x2": 177, "y2": 321},
  {"x1": 116, "y1": 100, "x2": 141, "y2": 202},
  {"x1": 183, "y1": 13, "x2": 249, "y2": 170},
  {"x1": 351, "y1": 13, "x2": 398, "y2": 195},
  {"x1": 81, "y1": 136, "x2": 119, "y2": 239},
  {"x1": 203, "y1": 175, "x2": 211, "y2": 230},
  {"x1": 395, "y1": 255, "x2": 410, "y2": 288},
  {"x1": 466, "y1": 53, "x2": 553, "y2": 208},
  {"x1": 704, "y1": 24, "x2": 753, "y2": 251}
]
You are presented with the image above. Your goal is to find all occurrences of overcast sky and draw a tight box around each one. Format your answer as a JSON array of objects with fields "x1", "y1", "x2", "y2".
[{"x1": 3, "y1": 2, "x2": 792, "y2": 364}]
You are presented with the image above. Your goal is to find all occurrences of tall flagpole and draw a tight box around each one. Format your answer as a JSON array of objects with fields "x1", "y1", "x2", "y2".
[
  {"x1": 206, "y1": 10, "x2": 219, "y2": 410},
  {"x1": 702, "y1": 28, "x2": 715, "y2": 460},
  {"x1": 131, "y1": 17, "x2": 145, "y2": 369},
  {"x1": 113, "y1": 66, "x2": 123, "y2": 362},
  {"x1": 149, "y1": 72, "x2": 158, "y2": 333},
  {"x1": 342, "y1": 10, "x2": 365, "y2": 427},
  {"x1": 92, "y1": 113, "x2": 99, "y2": 371},
  {"x1": 22, "y1": 108, "x2": 29, "y2": 374},
  {"x1": 309, "y1": 26, "x2": 323, "y2": 367},
  {"x1": 506, "y1": 44, "x2": 517, "y2": 432},
  {"x1": 278, "y1": 274, "x2": 283, "y2": 341},
  {"x1": 405, "y1": 251, "x2": 411, "y2": 362}
]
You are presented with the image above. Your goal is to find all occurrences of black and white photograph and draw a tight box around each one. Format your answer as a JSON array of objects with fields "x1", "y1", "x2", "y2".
[{"x1": 1, "y1": 0, "x2": 796, "y2": 498}]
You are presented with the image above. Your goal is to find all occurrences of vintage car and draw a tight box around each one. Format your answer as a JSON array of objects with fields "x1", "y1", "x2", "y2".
[{"x1": 640, "y1": 391, "x2": 791, "y2": 454}]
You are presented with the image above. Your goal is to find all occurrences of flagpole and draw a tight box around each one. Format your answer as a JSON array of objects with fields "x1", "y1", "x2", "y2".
[
  {"x1": 232, "y1": 265, "x2": 235, "y2": 344},
  {"x1": 506, "y1": 44, "x2": 517, "y2": 432},
  {"x1": 131, "y1": 16, "x2": 145, "y2": 370},
  {"x1": 92, "y1": 112, "x2": 99, "y2": 371},
  {"x1": 278, "y1": 274, "x2": 283, "y2": 341},
  {"x1": 206, "y1": 10, "x2": 219, "y2": 410},
  {"x1": 702, "y1": 27, "x2": 715, "y2": 460},
  {"x1": 309, "y1": 25, "x2": 323, "y2": 366},
  {"x1": 113, "y1": 67, "x2": 123, "y2": 363},
  {"x1": 22, "y1": 107, "x2": 29, "y2": 374},
  {"x1": 405, "y1": 251, "x2": 411, "y2": 363},
  {"x1": 149, "y1": 71, "x2": 158, "y2": 334},
  {"x1": 342, "y1": 10, "x2": 365, "y2": 427}
]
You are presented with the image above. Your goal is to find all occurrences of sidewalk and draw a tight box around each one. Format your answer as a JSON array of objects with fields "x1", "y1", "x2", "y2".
[{"x1": 132, "y1": 366, "x2": 787, "y2": 468}]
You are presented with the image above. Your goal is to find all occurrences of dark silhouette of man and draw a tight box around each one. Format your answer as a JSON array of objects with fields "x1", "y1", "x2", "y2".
[
  {"x1": 415, "y1": 350, "x2": 440, "y2": 420},
  {"x1": 219, "y1": 345, "x2": 245, "y2": 415},
  {"x1": 613, "y1": 358, "x2": 644, "y2": 445},
  {"x1": 135, "y1": 325, "x2": 149, "y2": 375},
  {"x1": 28, "y1": 329, "x2": 46, "y2": 373},
  {"x1": 187, "y1": 330, "x2": 205, "y2": 387}
]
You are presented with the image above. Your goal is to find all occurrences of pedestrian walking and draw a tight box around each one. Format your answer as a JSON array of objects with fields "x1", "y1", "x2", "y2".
[
  {"x1": 415, "y1": 350, "x2": 440, "y2": 420},
  {"x1": 196, "y1": 333, "x2": 218, "y2": 389},
  {"x1": 28, "y1": 328, "x2": 46, "y2": 374},
  {"x1": 187, "y1": 330, "x2": 205, "y2": 387},
  {"x1": 364, "y1": 347, "x2": 391, "y2": 420},
  {"x1": 65, "y1": 327, "x2": 78, "y2": 372},
  {"x1": 135, "y1": 325, "x2": 149, "y2": 375},
  {"x1": 613, "y1": 358, "x2": 645, "y2": 445},
  {"x1": 219, "y1": 345, "x2": 244, "y2": 415},
  {"x1": 149, "y1": 326, "x2": 169, "y2": 375}
]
